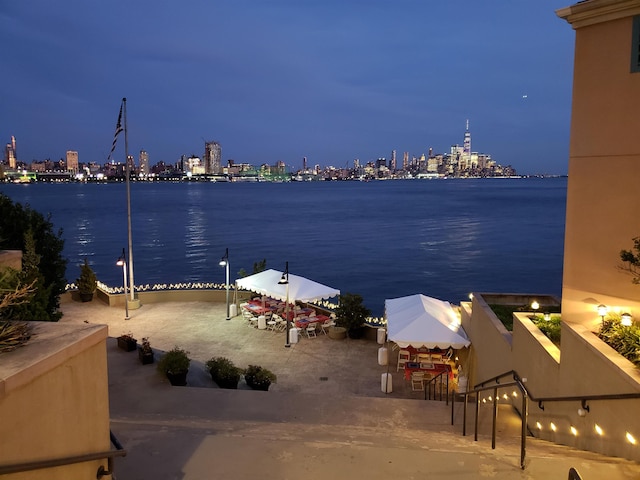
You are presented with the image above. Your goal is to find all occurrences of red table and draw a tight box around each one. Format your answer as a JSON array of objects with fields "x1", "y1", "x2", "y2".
[{"x1": 403, "y1": 362, "x2": 453, "y2": 381}]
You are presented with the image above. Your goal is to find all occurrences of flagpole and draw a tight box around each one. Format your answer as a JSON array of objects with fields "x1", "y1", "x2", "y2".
[{"x1": 123, "y1": 97, "x2": 135, "y2": 301}]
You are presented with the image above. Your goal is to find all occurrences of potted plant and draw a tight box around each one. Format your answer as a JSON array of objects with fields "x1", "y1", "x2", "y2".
[
  {"x1": 117, "y1": 332, "x2": 137, "y2": 352},
  {"x1": 138, "y1": 337, "x2": 154, "y2": 364},
  {"x1": 206, "y1": 356, "x2": 243, "y2": 389},
  {"x1": 76, "y1": 258, "x2": 97, "y2": 302},
  {"x1": 334, "y1": 292, "x2": 371, "y2": 339},
  {"x1": 244, "y1": 364, "x2": 276, "y2": 391},
  {"x1": 157, "y1": 346, "x2": 190, "y2": 386}
]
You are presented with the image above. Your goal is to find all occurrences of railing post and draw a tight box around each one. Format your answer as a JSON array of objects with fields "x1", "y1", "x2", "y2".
[
  {"x1": 521, "y1": 390, "x2": 528, "y2": 469},
  {"x1": 492, "y1": 386, "x2": 498, "y2": 449},
  {"x1": 475, "y1": 391, "x2": 480, "y2": 441},
  {"x1": 451, "y1": 388, "x2": 455, "y2": 425},
  {"x1": 463, "y1": 393, "x2": 468, "y2": 436}
]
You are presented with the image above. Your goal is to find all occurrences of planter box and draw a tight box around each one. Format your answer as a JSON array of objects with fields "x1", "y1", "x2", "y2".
[
  {"x1": 138, "y1": 348, "x2": 154, "y2": 365},
  {"x1": 166, "y1": 370, "x2": 188, "y2": 386},
  {"x1": 328, "y1": 326, "x2": 347, "y2": 340},
  {"x1": 117, "y1": 337, "x2": 137, "y2": 352}
]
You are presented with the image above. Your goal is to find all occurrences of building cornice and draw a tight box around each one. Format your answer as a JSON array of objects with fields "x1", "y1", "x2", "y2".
[{"x1": 557, "y1": 0, "x2": 640, "y2": 29}]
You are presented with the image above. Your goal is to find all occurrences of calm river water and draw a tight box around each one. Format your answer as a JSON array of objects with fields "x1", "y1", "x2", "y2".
[{"x1": 0, "y1": 177, "x2": 567, "y2": 316}]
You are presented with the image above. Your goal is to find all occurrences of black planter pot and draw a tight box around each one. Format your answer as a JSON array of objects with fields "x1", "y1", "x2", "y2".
[
  {"x1": 138, "y1": 348, "x2": 154, "y2": 365},
  {"x1": 166, "y1": 370, "x2": 188, "y2": 386},
  {"x1": 117, "y1": 337, "x2": 137, "y2": 352},
  {"x1": 211, "y1": 373, "x2": 239, "y2": 389},
  {"x1": 79, "y1": 292, "x2": 94, "y2": 303},
  {"x1": 246, "y1": 378, "x2": 271, "y2": 391}
]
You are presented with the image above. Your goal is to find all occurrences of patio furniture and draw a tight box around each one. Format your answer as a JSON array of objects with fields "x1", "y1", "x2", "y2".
[
  {"x1": 305, "y1": 322, "x2": 318, "y2": 338},
  {"x1": 397, "y1": 350, "x2": 411, "y2": 371},
  {"x1": 411, "y1": 371, "x2": 426, "y2": 391},
  {"x1": 320, "y1": 318, "x2": 335, "y2": 335}
]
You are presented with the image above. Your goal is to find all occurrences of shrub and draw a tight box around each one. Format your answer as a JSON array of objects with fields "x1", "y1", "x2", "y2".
[
  {"x1": 76, "y1": 259, "x2": 97, "y2": 294},
  {"x1": 598, "y1": 315, "x2": 640, "y2": 367},
  {"x1": 244, "y1": 364, "x2": 276, "y2": 390},
  {"x1": 157, "y1": 346, "x2": 190, "y2": 374},
  {"x1": 334, "y1": 293, "x2": 371, "y2": 338},
  {"x1": 206, "y1": 356, "x2": 243, "y2": 388}
]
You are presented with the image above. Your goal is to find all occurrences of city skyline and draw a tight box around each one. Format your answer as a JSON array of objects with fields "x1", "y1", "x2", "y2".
[{"x1": 1, "y1": 1, "x2": 574, "y2": 175}]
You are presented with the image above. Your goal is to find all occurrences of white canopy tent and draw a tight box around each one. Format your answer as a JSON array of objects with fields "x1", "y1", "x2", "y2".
[
  {"x1": 235, "y1": 269, "x2": 340, "y2": 304},
  {"x1": 385, "y1": 294, "x2": 470, "y2": 349}
]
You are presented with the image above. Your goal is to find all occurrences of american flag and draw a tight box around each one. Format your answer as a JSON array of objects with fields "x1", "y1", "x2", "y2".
[{"x1": 107, "y1": 101, "x2": 124, "y2": 161}]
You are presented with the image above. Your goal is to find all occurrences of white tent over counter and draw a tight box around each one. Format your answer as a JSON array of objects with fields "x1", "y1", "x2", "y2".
[
  {"x1": 235, "y1": 269, "x2": 340, "y2": 303},
  {"x1": 385, "y1": 294, "x2": 470, "y2": 349}
]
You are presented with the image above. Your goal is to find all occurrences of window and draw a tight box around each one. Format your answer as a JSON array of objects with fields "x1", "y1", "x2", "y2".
[{"x1": 632, "y1": 15, "x2": 640, "y2": 73}]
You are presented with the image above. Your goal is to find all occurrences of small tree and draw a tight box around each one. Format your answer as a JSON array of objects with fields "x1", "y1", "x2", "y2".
[
  {"x1": 620, "y1": 237, "x2": 640, "y2": 284},
  {"x1": 76, "y1": 259, "x2": 97, "y2": 295},
  {"x1": 334, "y1": 293, "x2": 371, "y2": 338},
  {"x1": 238, "y1": 258, "x2": 267, "y2": 278}
]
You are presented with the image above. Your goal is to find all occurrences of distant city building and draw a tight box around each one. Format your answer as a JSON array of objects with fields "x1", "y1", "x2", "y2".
[
  {"x1": 126, "y1": 154, "x2": 135, "y2": 172},
  {"x1": 66, "y1": 150, "x2": 79, "y2": 173},
  {"x1": 186, "y1": 155, "x2": 204, "y2": 175},
  {"x1": 403, "y1": 152, "x2": 409, "y2": 171},
  {"x1": 390, "y1": 150, "x2": 396, "y2": 171},
  {"x1": 204, "y1": 141, "x2": 222, "y2": 174},
  {"x1": 5, "y1": 136, "x2": 16, "y2": 169},
  {"x1": 139, "y1": 150, "x2": 149, "y2": 175}
]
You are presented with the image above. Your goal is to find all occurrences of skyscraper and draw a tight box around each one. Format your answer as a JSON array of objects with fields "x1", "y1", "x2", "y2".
[
  {"x1": 390, "y1": 150, "x2": 396, "y2": 171},
  {"x1": 204, "y1": 141, "x2": 222, "y2": 174},
  {"x1": 5, "y1": 136, "x2": 16, "y2": 169},
  {"x1": 66, "y1": 150, "x2": 79, "y2": 173},
  {"x1": 463, "y1": 119, "x2": 471, "y2": 170},
  {"x1": 139, "y1": 150, "x2": 149, "y2": 175}
]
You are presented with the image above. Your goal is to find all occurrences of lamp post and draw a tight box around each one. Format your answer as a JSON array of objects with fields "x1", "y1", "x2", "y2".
[
  {"x1": 597, "y1": 304, "x2": 608, "y2": 327},
  {"x1": 279, "y1": 261, "x2": 290, "y2": 347},
  {"x1": 621, "y1": 312, "x2": 633, "y2": 327},
  {"x1": 116, "y1": 248, "x2": 129, "y2": 320},
  {"x1": 219, "y1": 248, "x2": 230, "y2": 321},
  {"x1": 531, "y1": 300, "x2": 539, "y2": 319}
]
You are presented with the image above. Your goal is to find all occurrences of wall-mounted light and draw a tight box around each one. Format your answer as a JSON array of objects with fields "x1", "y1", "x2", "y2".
[
  {"x1": 468, "y1": 293, "x2": 474, "y2": 300},
  {"x1": 626, "y1": 432, "x2": 637, "y2": 445},
  {"x1": 621, "y1": 312, "x2": 633, "y2": 327},
  {"x1": 577, "y1": 399, "x2": 590, "y2": 417},
  {"x1": 570, "y1": 426, "x2": 578, "y2": 436},
  {"x1": 536, "y1": 422, "x2": 543, "y2": 430},
  {"x1": 594, "y1": 424, "x2": 603, "y2": 436},
  {"x1": 550, "y1": 422, "x2": 557, "y2": 432}
]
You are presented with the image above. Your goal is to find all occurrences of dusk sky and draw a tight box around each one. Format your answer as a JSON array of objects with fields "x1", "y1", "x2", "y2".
[{"x1": 2, "y1": 1, "x2": 575, "y2": 175}]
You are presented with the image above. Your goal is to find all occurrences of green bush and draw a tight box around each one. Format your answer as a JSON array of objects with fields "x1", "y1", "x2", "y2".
[
  {"x1": 157, "y1": 346, "x2": 190, "y2": 374},
  {"x1": 598, "y1": 315, "x2": 640, "y2": 367},
  {"x1": 76, "y1": 258, "x2": 97, "y2": 294},
  {"x1": 334, "y1": 293, "x2": 371, "y2": 338},
  {"x1": 206, "y1": 356, "x2": 243, "y2": 388},
  {"x1": 244, "y1": 364, "x2": 276, "y2": 390},
  {"x1": 531, "y1": 314, "x2": 562, "y2": 346}
]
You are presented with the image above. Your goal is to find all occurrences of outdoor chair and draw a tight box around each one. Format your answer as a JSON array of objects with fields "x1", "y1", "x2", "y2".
[
  {"x1": 320, "y1": 318, "x2": 335, "y2": 335},
  {"x1": 397, "y1": 350, "x2": 411, "y2": 371},
  {"x1": 411, "y1": 371, "x2": 426, "y2": 391},
  {"x1": 306, "y1": 322, "x2": 318, "y2": 338}
]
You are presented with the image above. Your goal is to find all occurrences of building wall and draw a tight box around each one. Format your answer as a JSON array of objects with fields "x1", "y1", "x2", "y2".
[
  {"x1": 562, "y1": 9, "x2": 640, "y2": 304},
  {"x1": 0, "y1": 323, "x2": 111, "y2": 479}
]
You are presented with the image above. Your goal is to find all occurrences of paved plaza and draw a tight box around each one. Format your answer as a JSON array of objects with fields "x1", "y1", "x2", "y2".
[{"x1": 60, "y1": 297, "x2": 640, "y2": 479}]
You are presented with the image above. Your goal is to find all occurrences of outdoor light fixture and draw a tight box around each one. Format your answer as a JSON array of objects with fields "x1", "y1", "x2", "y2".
[
  {"x1": 594, "y1": 424, "x2": 603, "y2": 436},
  {"x1": 597, "y1": 304, "x2": 608, "y2": 326},
  {"x1": 278, "y1": 261, "x2": 290, "y2": 347},
  {"x1": 570, "y1": 426, "x2": 578, "y2": 436},
  {"x1": 531, "y1": 301, "x2": 540, "y2": 316},
  {"x1": 626, "y1": 432, "x2": 637, "y2": 445},
  {"x1": 543, "y1": 312, "x2": 551, "y2": 321},
  {"x1": 116, "y1": 248, "x2": 129, "y2": 320},
  {"x1": 550, "y1": 422, "x2": 557, "y2": 433},
  {"x1": 219, "y1": 248, "x2": 230, "y2": 321},
  {"x1": 621, "y1": 312, "x2": 633, "y2": 327}
]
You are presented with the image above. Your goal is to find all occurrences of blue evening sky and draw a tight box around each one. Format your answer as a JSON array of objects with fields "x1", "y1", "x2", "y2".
[{"x1": 1, "y1": 1, "x2": 575, "y2": 175}]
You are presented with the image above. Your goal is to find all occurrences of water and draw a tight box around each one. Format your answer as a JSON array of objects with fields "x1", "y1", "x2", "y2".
[{"x1": 0, "y1": 178, "x2": 567, "y2": 316}]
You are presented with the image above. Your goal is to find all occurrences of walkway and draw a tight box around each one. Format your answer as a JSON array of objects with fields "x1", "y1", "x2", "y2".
[{"x1": 60, "y1": 298, "x2": 640, "y2": 479}]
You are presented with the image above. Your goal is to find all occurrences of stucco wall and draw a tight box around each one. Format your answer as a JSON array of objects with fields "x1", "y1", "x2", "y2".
[
  {"x1": 0, "y1": 323, "x2": 111, "y2": 479},
  {"x1": 563, "y1": 13, "x2": 640, "y2": 300}
]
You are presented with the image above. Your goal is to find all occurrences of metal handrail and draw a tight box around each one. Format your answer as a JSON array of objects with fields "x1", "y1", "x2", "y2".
[
  {"x1": 451, "y1": 369, "x2": 640, "y2": 470},
  {"x1": 568, "y1": 467, "x2": 583, "y2": 480},
  {"x1": 424, "y1": 370, "x2": 449, "y2": 404},
  {"x1": 0, "y1": 430, "x2": 126, "y2": 477}
]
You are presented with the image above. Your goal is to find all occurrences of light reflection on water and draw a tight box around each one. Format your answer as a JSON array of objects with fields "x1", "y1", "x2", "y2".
[{"x1": 0, "y1": 178, "x2": 566, "y2": 316}]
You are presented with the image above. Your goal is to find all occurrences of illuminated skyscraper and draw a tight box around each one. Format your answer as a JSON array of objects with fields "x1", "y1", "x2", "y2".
[
  {"x1": 5, "y1": 136, "x2": 16, "y2": 169},
  {"x1": 139, "y1": 149, "x2": 149, "y2": 175},
  {"x1": 204, "y1": 141, "x2": 222, "y2": 174},
  {"x1": 463, "y1": 119, "x2": 471, "y2": 170},
  {"x1": 66, "y1": 150, "x2": 79, "y2": 173},
  {"x1": 390, "y1": 150, "x2": 396, "y2": 171}
]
